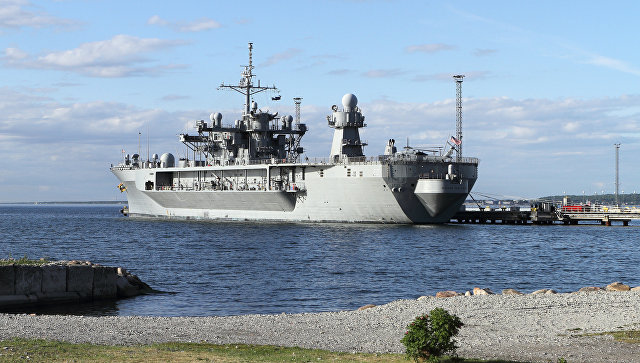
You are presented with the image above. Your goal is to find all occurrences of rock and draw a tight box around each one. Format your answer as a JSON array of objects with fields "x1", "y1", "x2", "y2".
[
  {"x1": 435, "y1": 290, "x2": 459, "y2": 298},
  {"x1": 545, "y1": 289, "x2": 557, "y2": 295},
  {"x1": 578, "y1": 286, "x2": 602, "y2": 293},
  {"x1": 473, "y1": 287, "x2": 494, "y2": 295},
  {"x1": 631, "y1": 286, "x2": 640, "y2": 291},
  {"x1": 531, "y1": 289, "x2": 551, "y2": 295},
  {"x1": 114, "y1": 271, "x2": 152, "y2": 298},
  {"x1": 357, "y1": 304, "x2": 376, "y2": 311},
  {"x1": 464, "y1": 291, "x2": 471, "y2": 296},
  {"x1": 606, "y1": 282, "x2": 630, "y2": 291},
  {"x1": 417, "y1": 295, "x2": 431, "y2": 301},
  {"x1": 502, "y1": 288, "x2": 524, "y2": 295}
]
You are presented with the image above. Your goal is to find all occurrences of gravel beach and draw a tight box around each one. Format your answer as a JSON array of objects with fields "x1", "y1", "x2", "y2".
[{"x1": 1, "y1": 291, "x2": 639, "y2": 362}]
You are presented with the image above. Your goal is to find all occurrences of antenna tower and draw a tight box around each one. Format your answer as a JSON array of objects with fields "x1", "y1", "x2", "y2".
[
  {"x1": 218, "y1": 42, "x2": 278, "y2": 116},
  {"x1": 453, "y1": 75, "x2": 464, "y2": 162},
  {"x1": 294, "y1": 97, "x2": 302, "y2": 125},
  {"x1": 615, "y1": 143, "x2": 621, "y2": 205}
]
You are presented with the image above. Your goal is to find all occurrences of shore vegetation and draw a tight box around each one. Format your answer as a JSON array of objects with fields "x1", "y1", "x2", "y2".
[{"x1": 0, "y1": 338, "x2": 524, "y2": 362}]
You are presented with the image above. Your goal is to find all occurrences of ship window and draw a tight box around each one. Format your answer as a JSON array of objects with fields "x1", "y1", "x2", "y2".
[
  {"x1": 347, "y1": 169, "x2": 351, "y2": 177},
  {"x1": 319, "y1": 170, "x2": 324, "y2": 177},
  {"x1": 359, "y1": 171, "x2": 363, "y2": 177}
]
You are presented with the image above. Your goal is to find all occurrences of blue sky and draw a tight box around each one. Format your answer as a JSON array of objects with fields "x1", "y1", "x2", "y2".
[{"x1": 1, "y1": 0, "x2": 639, "y2": 202}]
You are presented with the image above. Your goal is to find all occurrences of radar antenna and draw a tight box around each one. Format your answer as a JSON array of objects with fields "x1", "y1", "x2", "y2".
[
  {"x1": 294, "y1": 97, "x2": 302, "y2": 126},
  {"x1": 218, "y1": 42, "x2": 278, "y2": 116}
]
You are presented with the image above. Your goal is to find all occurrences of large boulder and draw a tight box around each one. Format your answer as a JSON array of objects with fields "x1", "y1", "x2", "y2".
[
  {"x1": 502, "y1": 288, "x2": 524, "y2": 295},
  {"x1": 115, "y1": 268, "x2": 152, "y2": 298},
  {"x1": 531, "y1": 289, "x2": 556, "y2": 295},
  {"x1": 435, "y1": 290, "x2": 459, "y2": 298},
  {"x1": 606, "y1": 282, "x2": 630, "y2": 291},
  {"x1": 357, "y1": 304, "x2": 376, "y2": 311},
  {"x1": 578, "y1": 286, "x2": 602, "y2": 293},
  {"x1": 473, "y1": 287, "x2": 494, "y2": 296}
]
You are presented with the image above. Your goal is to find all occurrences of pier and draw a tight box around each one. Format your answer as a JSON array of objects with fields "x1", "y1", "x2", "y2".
[{"x1": 452, "y1": 204, "x2": 640, "y2": 226}]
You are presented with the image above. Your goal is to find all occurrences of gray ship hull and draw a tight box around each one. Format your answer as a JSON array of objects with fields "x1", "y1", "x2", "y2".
[{"x1": 112, "y1": 159, "x2": 477, "y2": 224}]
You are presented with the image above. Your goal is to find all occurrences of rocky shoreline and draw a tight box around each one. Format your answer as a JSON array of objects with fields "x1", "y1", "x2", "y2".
[
  {"x1": 0, "y1": 288, "x2": 638, "y2": 362},
  {"x1": 429, "y1": 281, "x2": 640, "y2": 299}
]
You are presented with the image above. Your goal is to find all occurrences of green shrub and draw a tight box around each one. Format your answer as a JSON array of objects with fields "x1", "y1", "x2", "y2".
[{"x1": 401, "y1": 308, "x2": 464, "y2": 362}]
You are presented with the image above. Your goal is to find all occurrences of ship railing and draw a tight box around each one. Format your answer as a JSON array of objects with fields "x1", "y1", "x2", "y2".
[{"x1": 299, "y1": 155, "x2": 479, "y2": 165}]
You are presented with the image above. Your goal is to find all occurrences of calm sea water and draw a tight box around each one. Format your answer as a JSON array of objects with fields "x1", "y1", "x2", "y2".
[{"x1": 0, "y1": 204, "x2": 638, "y2": 316}]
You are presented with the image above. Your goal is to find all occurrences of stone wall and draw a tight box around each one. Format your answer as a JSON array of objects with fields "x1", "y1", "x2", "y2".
[{"x1": 0, "y1": 261, "x2": 151, "y2": 309}]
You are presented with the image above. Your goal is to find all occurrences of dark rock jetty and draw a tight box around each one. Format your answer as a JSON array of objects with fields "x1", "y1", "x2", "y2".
[{"x1": 0, "y1": 260, "x2": 151, "y2": 309}]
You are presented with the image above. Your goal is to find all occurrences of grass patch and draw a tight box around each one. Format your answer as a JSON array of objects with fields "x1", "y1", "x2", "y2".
[
  {"x1": 0, "y1": 338, "x2": 524, "y2": 362},
  {"x1": 586, "y1": 330, "x2": 640, "y2": 344},
  {"x1": 0, "y1": 256, "x2": 50, "y2": 266}
]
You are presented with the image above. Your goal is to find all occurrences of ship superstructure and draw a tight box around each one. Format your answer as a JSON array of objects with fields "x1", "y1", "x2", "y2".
[{"x1": 111, "y1": 43, "x2": 479, "y2": 223}]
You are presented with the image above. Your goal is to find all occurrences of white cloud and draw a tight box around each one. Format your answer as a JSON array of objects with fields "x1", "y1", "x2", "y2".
[
  {"x1": 147, "y1": 15, "x2": 168, "y2": 26},
  {"x1": 473, "y1": 48, "x2": 497, "y2": 56},
  {"x1": 0, "y1": 0, "x2": 77, "y2": 29},
  {"x1": 585, "y1": 54, "x2": 640, "y2": 76},
  {"x1": 3, "y1": 46, "x2": 27, "y2": 59},
  {"x1": 406, "y1": 43, "x2": 455, "y2": 53},
  {"x1": 362, "y1": 69, "x2": 405, "y2": 78},
  {"x1": 563, "y1": 121, "x2": 579, "y2": 132},
  {"x1": 147, "y1": 15, "x2": 221, "y2": 32},
  {"x1": 2, "y1": 35, "x2": 188, "y2": 77},
  {"x1": 259, "y1": 48, "x2": 302, "y2": 67}
]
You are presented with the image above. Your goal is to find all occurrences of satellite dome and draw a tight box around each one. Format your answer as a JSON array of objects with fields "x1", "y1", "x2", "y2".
[
  {"x1": 285, "y1": 115, "x2": 293, "y2": 123},
  {"x1": 210, "y1": 112, "x2": 222, "y2": 122},
  {"x1": 342, "y1": 93, "x2": 358, "y2": 110},
  {"x1": 160, "y1": 153, "x2": 175, "y2": 168}
]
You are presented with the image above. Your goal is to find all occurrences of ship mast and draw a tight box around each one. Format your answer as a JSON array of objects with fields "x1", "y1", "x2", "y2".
[{"x1": 218, "y1": 42, "x2": 278, "y2": 115}]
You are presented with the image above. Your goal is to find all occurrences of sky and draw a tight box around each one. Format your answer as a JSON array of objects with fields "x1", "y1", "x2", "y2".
[{"x1": 1, "y1": 0, "x2": 639, "y2": 202}]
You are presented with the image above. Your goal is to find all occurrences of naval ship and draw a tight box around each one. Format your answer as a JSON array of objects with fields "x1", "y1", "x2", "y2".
[{"x1": 111, "y1": 43, "x2": 478, "y2": 223}]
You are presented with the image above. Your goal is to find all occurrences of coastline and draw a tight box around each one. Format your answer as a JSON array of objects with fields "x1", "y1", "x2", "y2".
[{"x1": 0, "y1": 292, "x2": 639, "y2": 362}]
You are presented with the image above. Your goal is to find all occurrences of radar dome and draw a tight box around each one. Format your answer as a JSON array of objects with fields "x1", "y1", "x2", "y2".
[
  {"x1": 160, "y1": 153, "x2": 175, "y2": 168},
  {"x1": 342, "y1": 93, "x2": 358, "y2": 110},
  {"x1": 210, "y1": 112, "x2": 222, "y2": 122},
  {"x1": 285, "y1": 115, "x2": 293, "y2": 123}
]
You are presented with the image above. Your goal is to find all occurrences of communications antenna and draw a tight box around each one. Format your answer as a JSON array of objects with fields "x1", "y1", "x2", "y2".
[
  {"x1": 218, "y1": 42, "x2": 278, "y2": 116},
  {"x1": 294, "y1": 97, "x2": 302, "y2": 126},
  {"x1": 453, "y1": 75, "x2": 464, "y2": 162},
  {"x1": 615, "y1": 143, "x2": 621, "y2": 205}
]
